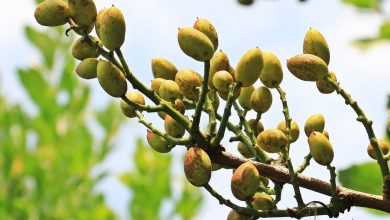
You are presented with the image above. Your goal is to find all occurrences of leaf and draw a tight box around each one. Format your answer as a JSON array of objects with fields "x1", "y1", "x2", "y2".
[
  {"x1": 24, "y1": 26, "x2": 57, "y2": 68},
  {"x1": 379, "y1": 21, "x2": 390, "y2": 39},
  {"x1": 59, "y1": 54, "x2": 78, "y2": 97},
  {"x1": 342, "y1": 0, "x2": 382, "y2": 10},
  {"x1": 174, "y1": 180, "x2": 203, "y2": 220}
]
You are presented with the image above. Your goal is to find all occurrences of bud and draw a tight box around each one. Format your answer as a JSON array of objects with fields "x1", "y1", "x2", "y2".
[
  {"x1": 251, "y1": 193, "x2": 274, "y2": 210},
  {"x1": 209, "y1": 51, "x2": 230, "y2": 87},
  {"x1": 304, "y1": 114, "x2": 325, "y2": 137},
  {"x1": 316, "y1": 71, "x2": 337, "y2": 94},
  {"x1": 303, "y1": 28, "x2": 330, "y2": 65},
  {"x1": 151, "y1": 58, "x2": 178, "y2": 80},
  {"x1": 71, "y1": 36, "x2": 101, "y2": 61},
  {"x1": 146, "y1": 131, "x2": 171, "y2": 153},
  {"x1": 120, "y1": 91, "x2": 145, "y2": 118},
  {"x1": 151, "y1": 78, "x2": 166, "y2": 95},
  {"x1": 68, "y1": 0, "x2": 97, "y2": 26},
  {"x1": 237, "y1": 142, "x2": 254, "y2": 158},
  {"x1": 238, "y1": 86, "x2": 255, "y2": 110},
  {"x1": 159, "y1": 80, "x2": 181, "y2": 102},
  {"x1": 367, "y1": 140, "x2": 389, "y2": 160},
  {"x1": 231, "y1": 161, "x2": 260, "y2": 200},
  {"x1": 227, "y1": 210, "x2": 248, "y2": 220},
  {"x1": 193, "y1": 18, "x2": 219, "y2": 51},
  {"x1": 164, "y1": 115, "x2": 185, "y2": 138},
  {"x1": 175, "y1": 69, "x2": 202, "y2": 101},
  {"x1": 277, "y1": 120, "x2": 300, "y2": 143},
  {"x1": 250, "y1": 86, "x2": 272, "y2": 113},
  {"x1": 99, "y1": 6, "x2": 126, "y2": 50},
  {"x1": 212, "y1": 70, "x2": 234, "y2": 92}
]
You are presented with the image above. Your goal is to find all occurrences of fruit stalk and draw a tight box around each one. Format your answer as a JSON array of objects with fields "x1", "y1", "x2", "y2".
[
  {"x1": 205, "y1": 92, "x2": 217, "y2": 136},
  {"x1": 121, "y1": 95, "x2": 164, "y2": 112},
  {"x1": 295, "y1": 153, "x2": 312, "y2": 173},
  {"x1": 191, "y1": 60, "x2": 210, "y2": 132}
]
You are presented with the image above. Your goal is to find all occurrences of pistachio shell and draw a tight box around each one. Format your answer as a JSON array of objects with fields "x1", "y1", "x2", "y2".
[
  {"x1": 146, "y1": 130, "x2": 171, "y2": 153},
  {"x1": 248, "y1": 119, "x2": 264, "y2": 136},
  {"x1": 231, "y1": 161, "x2": 260, "y2": 200},
  {"x1": 184, "y1": 147, "x2": 212, "y2": 187},
  {"x1": 175, "y1": 69, "x2": 202, "y2": 101},
  {"x1": 237, "y1": 142, "x2": 254, "y2": 158},
  {"x1": 367, "y1": 140, "x2": 389, "y2": 160},
  {"x1": 257, "y1": 128, "x2": 288, "y2": 153},
  {"x1": 303, "y1": 28, "x2": 330, "y2": 65},
  {"x1": 251, "y1": 193, "x2": 274, "y2": 210},
  {"x1": 34, "y1": 0, "x2": 70, "y2": 26},
  {"x1": 209, "y1": 51, "x2": 230, "y2": 87},
  {"x1": 95, "y1": 7, "x2": 107, "y2": 38},
  {"x1": 287, "y1": 54, "x2": 328, "y2": 81},
  {"x1": 178, "y1": 27, "x2": 214, "y2": 61},
  {"x1": 316, "y1": 71, "x2": 337, "y2": 94},
  {"x1": 159, "y1": 80, "x2": 181, "y2": 102},
  {"x1": 238, "y1": 0, "x2": 254, "y2": 6},
  {"x1": 236, "y1": 48, "x2": 263, "y2": 87},
  {"x1": 71, "y1": 36, "x2": 101, "y2": 60},
  {"x1": 277, "y1": 120, "x2": 300, "y2": 143},
  {"x1": 259, "y1": 52, "x2": 283, "y2": 88},
  {"x1": 97, "y1": 60, "x2": 127, "y2": 97},
  {"x1": 75, "y1": 58, "x2": 98, "y2": 79},
  {"x1": 304, "y1": 114, "x2": 325, "y2": 137},
  {"x1": 99, "y1": 6, "x2": 126, "y2": 50},
  {"x1": 120, "y1": 91, "x2": 145, "y2": 118},
  {"x1": 308, "y1": 131, "x2": 334, "y2": 165},
  {"x1": 68, "y1": 0, "x2": 97, "y2": 26},
  {"x1": 151, "y1": 78, "x2": 166, "y2": 95},
  {"x1": 193, "y1": 18, "x2": 218, "y2": 51},
  {"x1": 227, "y1": 210, "x2": 248, "y2": 220},
  {"x1": 238, "y1": 86, "x2": 255, "y2": 110},
  {"x1": 213, "y1": 70, "x2": 234, "y2": 92},
  {"x1": 164, "y1": 115, "x2": 185, "y2": 138},
  {"x1": 151, "y1": 58, "x2": 178, "y2": 80},
  {"x1": 217, "y1": 87, "x2": 241, "y2": 101},
  {"x1": 250, "y1": 86, "x2": 272, "y2": 113}
]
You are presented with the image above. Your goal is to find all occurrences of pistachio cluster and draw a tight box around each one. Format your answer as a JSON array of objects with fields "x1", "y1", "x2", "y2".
[{"x1": 34, "y1": 1, "x2": 390, "y2": 219}]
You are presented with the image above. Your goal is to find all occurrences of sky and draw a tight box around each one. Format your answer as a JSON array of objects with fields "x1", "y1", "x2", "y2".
[{"x1": 1, "y1": 0, "x2": 390, "y2": 219}]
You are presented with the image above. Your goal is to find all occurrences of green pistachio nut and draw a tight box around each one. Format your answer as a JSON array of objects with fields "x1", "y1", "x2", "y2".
[
  {"x1": 213, "y1": 70, "x2": 234, "y2": 92},
  {"x1": 164, "y1": 115, "x2": 185, "y2": 138},
  {"x1": 236, "y1": 48, "x2": 263, "y2": 87},
  {"x1": 97, "y1": 60, "x2": 127, "y2": 97},
  {"x1": 238, "y1": 0, "x2": 254, "y2": 6},
  {"x1": 178, "y1": 27, "x2": 214, "y2": 61},
  {"x1": 277, "y1": 120, "x2": 300, "y2": 143},
  {"x1": 304, "y1": 114, "x2": 325, "y2": 137},
  {"x1": 146, "y1": 130, "x2": 171, "y2": 153},
  {"x1": 193, "y1": 18, "x2": 218, "y2": 51},
  {"x1": 175, "y1": 69, "x2": 203, "y2": 101},
  {"x1": 250, "y1": 86, "x2": 272, "y2": 113},
  {"x1": 238, "y1": 85, "x2": 255, "y2": 110},
  {"x1": 303, "y1": 28, "x2": 330, "y2": 65},
  {"x1": 68, "y1": 0, "x2": 97, "y2": 26},
  {"x1": 259, "y1": 52, "x2": 283, "y2": 88},
  {"x1": 71, "y1": 36, "x2": 101, "y2": 61},
  {"x1": 251, "y1": 193, "x2": 274, "y2": 210},
  {"x1": 211, "y1": 163, "x2": 222, "y2": 171},
  {"x1": 323, "y1": 130, "x2": 330, "y2": 139},
  {"x1": 256, "y1": 128, "x2": 288, "y2": 153},
  {"x1": 95, "y1": 7, "x2": 107, "y2": 38},
  {"x1": 217, "y1": 87, "x2": 241, "y2": 101},
  {"x1": 248, "y1": 119, "x2": 264, "y2": 136},
  {"x1": 367, "y1": 140, "x2": 389, "y2": 160},
  {"x1": 237, "y1": 142, "x2": 254, "y2": 158},
  {"x1": 208, "y1": 91, "x2": 220, "y2": 111},
  {"x1": 287, "y1": 54, "x2": 328, "y2": 81},
  {"x1": 151, "y1": 58, "x2": 178, "y2": 80},
  {"x1": 75, "y1": 58, "x2": 98, "y2": 79},
  {"x1": 120, "y1": 91, "x2": 145, "y2": 118},
  {"x1": 184, "y1": 147, "x2": 212, "y2": 187},
  {"x1": 158, "y1": 99, "x2": 185, "y2": 120},
  {"x1": 34, "y1": 0, "x2": 70, "y2": 26},
  {"x1": 209, "y1": 51, "x2": 230, "y2": 87},
  {"x1": 316, "y1": 71, "x2": 337, "y2": 94},
  {"x1": 227, "y1": 210, "x2": 248, "y2": 220},
  {"x1": 99, "y1": 6, "x2": 126, "y2": 50},
  {"x1": 231, "y1": 161, "x2": 260, "y2": 201},
  {"x1": 308, "y1": 131, "x2": 334, "y2": 166},
  {"x1": 151, "y1": 78, "x2": 166, "y2": 95},
  {"x1": 159, "y1": 80, "x2": 181, "y2": 102}
]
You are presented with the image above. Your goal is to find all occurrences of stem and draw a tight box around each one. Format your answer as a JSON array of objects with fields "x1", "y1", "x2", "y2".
[
  {"x1": 272, "y1": 183, "x2": 284, "y2": 206},
  {"x1": 327, "y1": 164, "x2": 337, "y2": 198},
  {"x1": 205, "y1": 93, "x2": 217, "y2": 136},
  {"x1": 295, "y1": 153, "x2": 312, "y2": 174},
  {"x1": 121, "y1": 95, "x2": 164, "y2": 112},
  {"x1": 192, "y1": 60, "x2": 210, "y2": 132},
  {"x1": 325, "y1": 77, "x2": 390, "y2": 178},
  {"x1": 276, "y1": 86, "x2": 305, "y2": 208}
]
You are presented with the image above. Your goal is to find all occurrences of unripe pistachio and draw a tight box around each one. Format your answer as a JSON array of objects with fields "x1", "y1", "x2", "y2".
[
  {"x1": 229, "y1": 65, "x2": 236, "y2": 80},
  {"x1": 209, "y1": 51, "x2": 230, "y2": 87},
  {"x1": 323, "y1": 130, "x2": 330, "y2": 139},
  {"x1": 68, "y1": 0, "x2": 97, "y2": 26},
  {"x1": 287, "y1": 54, "x2": 328, "y2": 81},
  {"x1": 250, "y1": 86, "x2": 272, "y2": 113},
  {"x1": 251, "y1": 193, "x2": 274, "y2": 210},
  {"x1": 158, "y1": 99, "x2": 185, "y2": 120},
  {"x1": 99, "y1": 6, "x2": 126, "y2": 50},
  {"x1": 238, "y1": 0, "x2": 254, "y2": 6},
  {"x1": 367, "y1": 140, "x2": 390, "y2": 160},
  {"x1": 146, "y1": 130, "x2": 171, "y2": 153},
  {"x1": 304, "y1": 114, "x2": 325, "y2": 137},
  {"x1": 164, "y1": 115, "x2": 185, "y2": 138},
  {"x1": 248, "y1": 119, "x2": 264, "y2": 136},
  {"x1": 277, "y1": 120, "x2": 300, "y2": 143},
  {"x1": 97, "y1": 60, "x2": 127, "y2": 97},
  {"x1": 208, "y1": 91, "x2": 220, "y2": 111},
  {"x1": 95, "y1": 7, "x2": 107, "y2": 38},
  {"x1": 151, "y1": 58, "x2": 178, "y2": 80},
  {"x1": 34, "y1": 0, "x2": 70, "y2": 27},
  {"x1": 151, "y1": 78, "x2": 166, "y2": 95},
  {"x1": 308, "y1": 131, "x2": 334, "y2": 166},
  {"x1": 71, "y1": 36, "x2": 101, "y2": 61},
  {"x1": 257, "y1": 128, "x2": 288, "y2": 153},
  {"x1": 259, "y1": 52, "x2": 283, "y2": 88},
  {"x1": 75, "y1": 58, "x2": 98, "y2": 79},
  {"x1": 193, "y1": 18, "x2": 218, "y2": 51},
  {"x1": 120, "y1": 91, "x2": 145, "y2": 118},
  {"x1": 184, "y1": 147, "x2": 212, "y2": 187},
  {"x1": 259, "y1": 176, "x2": 269, "y2": 187},
  {"x1": 235, "y1": 48, "x2": 263, "y2": 87},
  {"x1": 303, "y1": 28, "x2": 330, "y2": 65},
  {"x1": 237, "y1": 142, "x2": 254, "y2": 158},
  {"x1": 217, "y1": 87, "x2": 241, "y2": 101},
  {"x1": 227, "y1": 210, "x2": 248, "y2": 220},
  {"x1": 213, "y1": 70, "x2": 234, "y2": 92},
  {"x1": 316, "y1": 71, "x2": 337, "y2": 94},
  {"x1": 231, "y1": 161, "x2": 260, "y2": 200},
  {"x1": 211, "y1": 163, "x2": 222, "y2": 171},
  {"x1": 159, "y1": 80, "x2": 181, "y2": 102},
  {"x1": 238, "y1": 86, "x2": 255, "y2": 110},
  {"x1": 178, "y1": 27, "x2": 214, "y2": 61},
  {"x1": 175, "y1": 69, "x2": 202, "y2": 101}
]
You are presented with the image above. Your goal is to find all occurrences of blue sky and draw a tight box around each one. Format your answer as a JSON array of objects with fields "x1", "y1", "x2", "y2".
[{"x1": 1, "y1": 0, "x2": 390, "y2": 219}]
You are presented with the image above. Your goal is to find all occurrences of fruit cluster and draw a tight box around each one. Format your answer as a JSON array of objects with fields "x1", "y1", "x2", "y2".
[{"x1": 34, "y1": 0, "x2": 390, "y2": 218}]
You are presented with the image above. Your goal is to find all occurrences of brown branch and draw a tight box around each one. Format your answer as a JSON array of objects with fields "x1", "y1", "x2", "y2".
[{"x1": 208, "y1": 150, "x2": 390, "y2": 213}]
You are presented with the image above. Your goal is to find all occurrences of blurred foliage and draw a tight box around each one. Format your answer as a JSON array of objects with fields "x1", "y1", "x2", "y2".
[{"x1": 120, "y1": 139, "x2": 203, "y2": 220}]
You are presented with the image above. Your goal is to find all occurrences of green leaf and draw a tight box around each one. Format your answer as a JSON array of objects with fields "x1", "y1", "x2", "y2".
[
  {"x1": 24, "y1": 26, "x2": 57, "y2": 68},
  {"x1": 379, "y1": 21, "x2": 390, "y2": 39},
  {"x1": 342, "y1": 0, "x2": 382, "y2": 10},
  {"x1": 174, "y1": 180, "x2": 203, "y2": 220},
  {"x1": 59, "y1": 54, "x2": 78, "y2": 97}
]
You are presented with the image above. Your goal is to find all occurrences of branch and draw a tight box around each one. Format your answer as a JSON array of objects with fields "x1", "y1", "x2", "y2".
[{"x1": 192, "y1": 60, "x2": 210, "y2": 132}]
